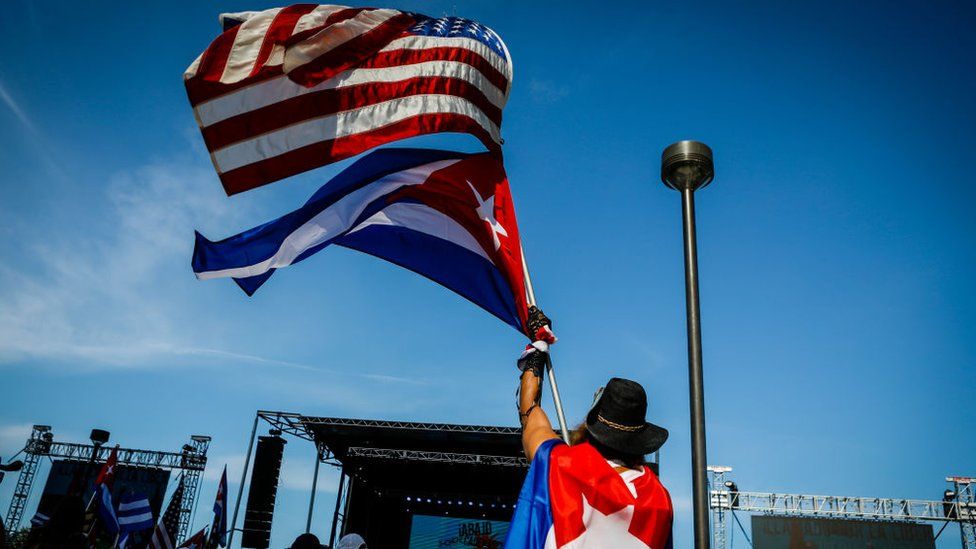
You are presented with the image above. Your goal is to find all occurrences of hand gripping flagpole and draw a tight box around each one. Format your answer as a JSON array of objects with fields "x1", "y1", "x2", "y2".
[{"x1": 520, "y1": 248, "x2": 571, "y2": 443}]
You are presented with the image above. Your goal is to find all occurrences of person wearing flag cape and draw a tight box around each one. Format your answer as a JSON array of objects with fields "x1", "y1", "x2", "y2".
[{"x1": 505, "y1": 308, "x2": 674, "y2": 549}]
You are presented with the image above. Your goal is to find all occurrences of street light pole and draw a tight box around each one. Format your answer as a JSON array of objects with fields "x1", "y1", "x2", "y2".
[{"x1": 661, "y1": 140, "x2": 715, "y2": 549}]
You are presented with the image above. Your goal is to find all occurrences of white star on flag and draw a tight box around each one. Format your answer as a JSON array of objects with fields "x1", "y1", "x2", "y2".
[
  {"x1": 467, "y1": 180, "x2": 508, "y2": 250},
  {"x1": 557, "y1": 495, "x2": 651, "y2": 549}
]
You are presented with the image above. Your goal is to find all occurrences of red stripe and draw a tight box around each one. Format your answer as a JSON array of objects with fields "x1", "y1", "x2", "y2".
[
  {"x1": 190, "y1": 25, "x2": 241, "y2": 84},
  {"x1": 325, "y1": 7, "x2": 366, "y2": 26},
  {"x1": 360, "y1": 45, "x2": 510, "y2": 92},
  {"x1": 186, "y1": 65, "x2": 282, "y2": 106},
  {"x1": 201, "y1": 78, "x2": 503, "y2": 151},
  {"x1": 286, "y1": 12, "x2": 416, "y2": 87},
  {"x1": 249, "y1": 4, "x2": 318, "y2": 78},
  {"x1": 218, "y1": 113, "x2": 498, "y2": 195}
]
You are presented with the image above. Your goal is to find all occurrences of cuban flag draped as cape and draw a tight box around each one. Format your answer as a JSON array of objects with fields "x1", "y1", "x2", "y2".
[
  {"x1": 193, "y1": 148, "x2": 531, "y2": 333},
  {"x1": 505, "y1": 440, "x2": 673, "y2": 549}
]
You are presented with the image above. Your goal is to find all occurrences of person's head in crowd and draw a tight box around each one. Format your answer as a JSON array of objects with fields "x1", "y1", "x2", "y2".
[
  {"x1": 336, "y1": 533, "x2": 367, "y2": 549},
  {"x1": 37, "y1": 495, "x2": 86, "y2": 547},
  {"x1": 291, "y1": 532, "x2": 326, "y2": 549}
]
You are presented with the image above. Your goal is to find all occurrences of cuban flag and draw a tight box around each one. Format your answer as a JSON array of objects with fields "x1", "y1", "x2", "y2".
[
  {"x1": 95, "y1": 483, "x2": 120, "y2": 536},
  {"x1": 209, "y1": 466, "x2": 228, "y2": 547},
  {"x1": 117, "y1": 493, "x2": 154, "y2": 545},
  {"x1": 193, "y1": 148, "x2": 531, "y2": 333},
  {"x1": 505, "y1": 440, "x2": 674, "y2": 549}
]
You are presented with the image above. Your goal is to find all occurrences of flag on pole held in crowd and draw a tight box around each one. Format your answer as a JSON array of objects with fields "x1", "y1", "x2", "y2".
[
  {"x1": 85, "y1": 445, "x2": 120, "y2": 540},
  {"x1": 193, "y1": 148, "x2": 532, "y2": 333},
  {"x1": 117, "y1": 493, "x2": 154, "y2": 548},
  {"x1": 185, "y1": 4, "x2": 512, "y2": 195},
  {"x1": 95, "y1": 482, "x2": 120, "y2": 536},
  {"x1": 94, "y1": 446, "x2": 119, "y2": 488},
  {"x1": 207, "y1": 466, "x2": 228, "y2": 548},
  {"x1": 178, "y1": 527, "x2": 208, "y2": 549},
  {"x1": 150, "y1": 477, "x2": 186, "y2": 549},
  {"x1": 29, "y1": 511, "x2": 50, "y2": 527}
]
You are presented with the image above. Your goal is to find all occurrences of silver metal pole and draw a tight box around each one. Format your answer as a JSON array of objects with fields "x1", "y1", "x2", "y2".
[
  {"x1": 228, "y1": 413, "x2": 259, "y2": 547},
  {"x1": 306, "y1": 447, "x2": 321, "y2": 533},
  {"x1": 661, "y1": 140, "x2": 715, "y2": 549},
  {"x1": 520, "y1": 247, "x2": 571, "y2": 442},
  {"x1": 680, "y1": 186, "x2": 710, "y2": 549}
]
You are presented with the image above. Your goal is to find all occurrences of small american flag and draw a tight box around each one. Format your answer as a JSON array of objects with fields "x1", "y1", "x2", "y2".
[
  {"x1": 184, "y1": 4, "x2": 512, "y2": 195},
  {"x1": 150, "y1": 477, "x2": 185, "y2": 549}
]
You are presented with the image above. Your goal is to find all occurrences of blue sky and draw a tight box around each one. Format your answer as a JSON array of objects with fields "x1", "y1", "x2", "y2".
[{"x1": 1, "y1": 1, "x2": 974, "y2": 547}]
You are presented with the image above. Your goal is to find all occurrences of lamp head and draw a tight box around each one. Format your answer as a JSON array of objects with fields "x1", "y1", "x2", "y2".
[
  {"x1": 89, "y1": 429, "x2": 110, "y2": 446},
  {"x1": 661, "y1": 140, "x2": 714, "y2": 192}
]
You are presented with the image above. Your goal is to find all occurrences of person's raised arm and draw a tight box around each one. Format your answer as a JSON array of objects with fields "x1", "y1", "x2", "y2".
[{"x1": 517, "y1": 307, "x2": 560, "y2": 461}]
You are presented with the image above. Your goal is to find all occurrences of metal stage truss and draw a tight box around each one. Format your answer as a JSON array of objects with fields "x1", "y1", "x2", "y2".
[
  {"x1": 242, "y1": 410, "x2": 532, "y2": 547},
  {"x1": 4, "y1": 424, "x2": 211, "y2": 543},
  {"x1": 708, "y1": 466, "x2": 976, "y2": 549},
  {"x1": 345, "y1": 447, "x2": 527, "y2": 467},
  {"x1": 257, "y1": 411, "x2": 522, "y2": 439}
]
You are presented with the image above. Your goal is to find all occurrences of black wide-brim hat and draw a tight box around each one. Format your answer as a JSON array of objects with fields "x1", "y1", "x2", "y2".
[{"x1": 586, "y1": 378, "x2": 669, "y2": 456}]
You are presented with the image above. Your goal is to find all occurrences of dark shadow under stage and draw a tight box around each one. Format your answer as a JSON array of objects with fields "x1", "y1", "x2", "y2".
[{"x1": 243, "y1": 411, "x2": 530, "y2": 548}]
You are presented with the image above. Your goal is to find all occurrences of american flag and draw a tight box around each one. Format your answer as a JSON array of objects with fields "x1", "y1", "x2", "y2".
[
  {"x1": 184, "y1": 4, "x2": 512, "y2": 196},
  {"x1": 177, "y1": 527, "x2": 208, "y2": 549},
  {"x1": 150, "y1": 477, "x2": 185, "y2": 549}
]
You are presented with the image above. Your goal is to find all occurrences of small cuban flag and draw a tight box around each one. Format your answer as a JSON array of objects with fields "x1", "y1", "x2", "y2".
[
  {"x1": 209, "y1": 465, "x2": 229, "y2": 547},
  {"x1": 95, "y1": 483, "x2": 120, "y2": 536},
  {"x1": 117, "y1": 493, "x2": 154, "y2": 549}
]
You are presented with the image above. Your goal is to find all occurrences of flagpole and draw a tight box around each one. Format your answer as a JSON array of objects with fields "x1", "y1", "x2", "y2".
[
  {"x1": 305, "y1": 446, "x2": 321, "y2": 533},
  {"x1": 228, "y1": 413, "x2": 259, "y2": 547},
  {"x1": 520, "y1": 247, "x2": 571, "y2": 443}
]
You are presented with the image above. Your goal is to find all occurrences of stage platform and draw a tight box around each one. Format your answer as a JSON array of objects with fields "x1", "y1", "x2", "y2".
[{"x1": 258, "y1": 411, "x2": 529, "y2": 548}]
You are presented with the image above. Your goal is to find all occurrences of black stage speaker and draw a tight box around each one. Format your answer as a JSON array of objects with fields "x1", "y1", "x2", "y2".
[{"x1": 241, "y1": 436, "x2": 287, "y2": 548}]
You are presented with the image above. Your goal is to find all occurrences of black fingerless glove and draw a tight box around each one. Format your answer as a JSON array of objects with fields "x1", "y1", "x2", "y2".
[
  {"x1": 526, "y1": 306, "x2": 552, "y2": 338},
  {"x1": 517, "y1": 346, "x2": 548, "y2": 378}
]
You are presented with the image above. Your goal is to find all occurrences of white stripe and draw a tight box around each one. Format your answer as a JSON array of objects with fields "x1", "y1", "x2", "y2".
[
  {"x1": 219, "y1": 8, "x2": 283, "y2": 84},
  {"x1": 184, "y1": 52, "x2": 204, "y2": 80},
  {"x1": 118, "y1": 499, "x2": 151, "y2": 512},
  {"x1": 150, "y1": 530, "x2": 173, "y2": 549},
  {"x1": 346, "y1": 202, "x2": 493, "y2": 261},
  {"x1": 211, "y1": 95, "x2": 498, "y2": 173},
  {"x1": 194, "y1": 60, "x2": 507, "y2": 127},
  {"x1": 118, "y1": 511, "x2": 153, "y2": 524},
  {"x1": 283, "y1": 9, "x2": 401, "y2": 74},
  {"x1": 381, "y1": 35, "x2": 512, "y2": 81},
  {"x1": 293, "y1": 5, "x2": 349, "y2": 34},
  {"x1": 195, "y1": 159, "x2": 461, "y2": 280}
]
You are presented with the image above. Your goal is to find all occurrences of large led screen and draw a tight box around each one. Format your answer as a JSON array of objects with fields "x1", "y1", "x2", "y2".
[
  {"x1": 752, "y1": 515, "x2": 935, "y2": 549},
  {"x1": 409, "y1": 514, "x2": 510, "y2": 548}
]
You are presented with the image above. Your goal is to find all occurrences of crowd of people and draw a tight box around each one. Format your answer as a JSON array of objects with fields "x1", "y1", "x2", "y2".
[
  {"x1": 0, "y1": 495, "x2": 89, "y2": 549},
  {"x1": 288, "y1": 533, "x2": 366, "y2": 549}
]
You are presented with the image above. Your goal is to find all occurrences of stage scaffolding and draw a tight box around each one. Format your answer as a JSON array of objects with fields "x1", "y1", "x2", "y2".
[
  {"x1": 3, "y1": 424, "x2": 210, "y2": 542},
  {"x1": 236, "y1": 410, "x2": 528, "y2": 547},
  {"x1": 708, "y1": 466, "x2": 976, "y2": 549}
]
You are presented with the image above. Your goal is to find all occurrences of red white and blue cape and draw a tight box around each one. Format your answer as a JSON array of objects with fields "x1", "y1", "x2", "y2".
[{"x1": 505, "y1": 440, "x2": 673, "y2": 549}]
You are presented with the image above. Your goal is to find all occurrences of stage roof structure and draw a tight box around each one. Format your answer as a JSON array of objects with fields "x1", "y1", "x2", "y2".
[{"x1": 254, "y1": 411, "x2": 529, "y2": 547}]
